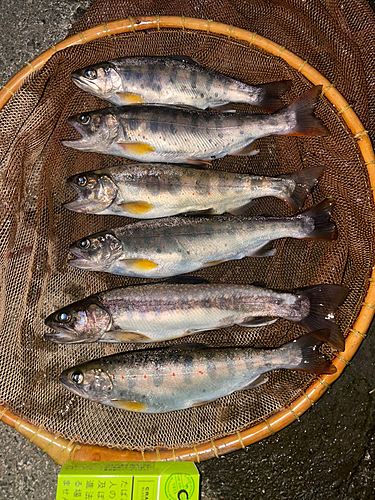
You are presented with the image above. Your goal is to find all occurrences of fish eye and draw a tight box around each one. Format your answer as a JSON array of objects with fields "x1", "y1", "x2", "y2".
[
  {"x1": 72, "y1": 371, "x2": 84, "y2": 384},
  {"x1": 79, "y1": 114, "x2": 90, "y2": 125},
  {"x1": 57, "y1": 311, "x2": 71, "y2": 323},
  {"x1": 84, "y1": 69, "x2": 97, "y2": 80},
  {"x1": 76, "y1": 175, "x2": 87, "y2": 187},
  {"x1": 79, "y1": 238, "x2": 90, "y2": 249}
]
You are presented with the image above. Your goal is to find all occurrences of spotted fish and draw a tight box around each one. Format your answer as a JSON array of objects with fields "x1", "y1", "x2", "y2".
[
  {"x1": 44, "y1": 277, "x2": 347, "y2": 351},
  {"x1": 68, "y1": 198, "x2": 337, "y2": 278},
  {"x1": 59, "y1": 330, "x2": 337, "y2": 413},
  {"x1": 71, "y1": 56, "x2": 292, "y2": 111},
  {"x1": 62, "y1": 86, "x2": 328, "y2": 164},
  {"x1": 64, "y1": 163, "x2": 325, "y2": 217}
]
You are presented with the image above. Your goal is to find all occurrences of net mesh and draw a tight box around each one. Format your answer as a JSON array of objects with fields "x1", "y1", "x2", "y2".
[{"x1": 0, "y1": 0, "x2": 374, "y2": 451}]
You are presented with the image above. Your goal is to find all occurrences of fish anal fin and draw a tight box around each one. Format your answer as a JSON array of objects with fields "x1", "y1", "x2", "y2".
[
  {"x1": 186, "y1": 158, "x2": 212, "y2": 166},
  {"x1": 120, "y1": 258, "x2": 158, "y2": 272},
  {"x1": 192, "y1": 398, "x2": 218, "y2": 407},
  {"x1": 241, "y1": 374, "x2": 269, "y2": 391},
  {"x1": 228, "y1": 200, "x2": 256, "y2": 215},
  {"x1": 252, "y1": 243, "x2": 276, "y2": 258},
  {"x1": 118, "y1": 142, "x2": 156, "y2": 155},
  {"x1": 203, "y1": 260, "x2": 225, "y2": 268},
  {"x1": 111, "y1": 399, "x2": 147, "y2": 411},
  {"x1": 240, "y1": 317, "x2": 278, "y2": 327},
  {"x1": 117, "y1": 92, "x2": 146, "y2": 104},
  {"x1": 230, "y1": 141, "x2": 259, "y2": 157},
  {"x1": 118, "y1": 201, "x2": 154, "y2": 215},
  {"x1": 101, "y1": 330, "x2": 153, "y2": 343}
]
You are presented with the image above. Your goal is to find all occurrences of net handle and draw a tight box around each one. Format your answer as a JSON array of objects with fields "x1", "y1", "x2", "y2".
[{"x1": 1, "y1": 15, "x2": 374, "y2": 464}]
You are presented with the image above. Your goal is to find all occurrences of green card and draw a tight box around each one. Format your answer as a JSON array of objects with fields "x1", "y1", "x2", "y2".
[{"x1": 56, "y1": 461, "x2": 200, "y2": 499}]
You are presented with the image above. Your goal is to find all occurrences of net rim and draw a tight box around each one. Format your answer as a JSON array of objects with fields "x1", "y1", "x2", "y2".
[{"x1": 1, "y1": 15, "x2": 374, "y2": 464}]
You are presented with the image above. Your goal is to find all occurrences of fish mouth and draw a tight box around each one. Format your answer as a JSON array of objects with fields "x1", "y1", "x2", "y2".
[
  {"x1": 67, "y1": 255, "x2": 96, "y2": 270},
  {"x1": 59, "y1": 375, "x2": 78, "y2": 394},
  {"x1": 63, "y1": 178, "x2": 102, "y2": 214},
  {"x1": 72, "y1": 74, "x2": 101, "y2": 93},
  {"x1": 62, "y1": 117, "x2": 95, "y2": 151}
]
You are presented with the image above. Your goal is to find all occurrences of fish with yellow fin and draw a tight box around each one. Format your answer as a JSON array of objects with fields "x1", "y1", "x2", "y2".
[{"x1": 59, "y1": 330, "x2": 337, "y2": 413}]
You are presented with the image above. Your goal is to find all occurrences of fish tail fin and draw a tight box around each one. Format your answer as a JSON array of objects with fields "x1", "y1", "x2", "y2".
[
  {"x1": 280, "y1": 166, "x2": 326, "y2": 212},
  {"x1": 255, "y1": 80, "x2": 293, "y2": 112},
  {"x1": 296, "y1": 284, "x2": 348, "y2": 351},
  {"x1": 299, "y1": 197, "x2": 338, "y2": 241},
  {"x1": 286, "y1": 330, "x2": 337, "y2": 374},
  {"x1": 277, "y1": 85, "x2": 329, "y2": 137}
]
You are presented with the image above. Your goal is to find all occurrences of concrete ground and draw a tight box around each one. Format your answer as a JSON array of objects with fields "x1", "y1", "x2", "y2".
[{"x1": 0, "y1": 2, "x2": 375, "y2": 499}]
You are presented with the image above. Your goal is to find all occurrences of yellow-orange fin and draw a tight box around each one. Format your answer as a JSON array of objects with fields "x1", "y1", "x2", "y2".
[
  {"x1": 121, "y1": 258, "x2": 158, "y2": 272},
  {"x1": 203, "y1": 260, "x2": 225, "y2": 268},
  {"x1": 111, "y1": 399, "x2": 147, "y2": 412},
  {"x1": 119, "y1": 201, "x2": 154, "y2": 215},
  {"x1": 117, "y1": 92, "x2": 146, "y2": 104},
  {"x1": 118, "y1": 142, "x2": 156, "y2": 155}
]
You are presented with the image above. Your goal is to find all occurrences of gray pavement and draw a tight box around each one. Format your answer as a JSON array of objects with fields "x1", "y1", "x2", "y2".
[{"x1": 0, "y1": 2, "x2": 375, "y2": 499}]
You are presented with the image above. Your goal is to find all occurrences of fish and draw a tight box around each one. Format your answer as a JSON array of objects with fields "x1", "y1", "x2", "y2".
[
  {"x1": 71, "y1": 56, "x2": 292, "y2": 112},
  {"x1": 59, "y1": 330, "x2": 337, "y2": 413},
  {"x1": 68, "y1": 198, "x2": 337, "y2": 278},
  {"x1": 44, "y1": 276, "x2": 347, "y2": 351},
  {"x1": 62, "y1": 86, "x2": 329, "y2": 164},
  {"x1": 63, "y1": 163, "x2": 325, "y2": 217}
]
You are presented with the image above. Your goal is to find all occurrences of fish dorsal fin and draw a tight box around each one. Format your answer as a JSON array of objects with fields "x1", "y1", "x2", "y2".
[
  {"x1": 164, "y1": 276, "x2": 209, "y2": 285},
  {"x1": 169, "y1": 55, "x2": 200, "y2": 65}
]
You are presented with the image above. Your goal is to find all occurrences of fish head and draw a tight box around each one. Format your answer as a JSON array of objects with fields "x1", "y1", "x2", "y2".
[
  {"x1": 72, "y1": 62, "x2": 122, "y2": 97},
  {"x1": 62, "y1": 110, "x2": 119, "y2": 152},
  {"x1": 60, "y1": 361, "x2": 114, "y2": 403},
  {"x1": 64, "y1": 171, "x2": 118, "y2": 214},
  {"x1": 68, "y1": 231, "x2": 123, "y2": 271},
  {"x1": 44, "y1": 299, "x2": 112, "y2": 343}
]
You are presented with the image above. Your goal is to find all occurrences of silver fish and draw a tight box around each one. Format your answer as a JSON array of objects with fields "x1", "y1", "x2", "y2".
[
  {"x1": 71, "y1": 56, "x2": 292, "y2": 111},
  {"x1": 59, "y1": 330, "x2": 337, "y2": 413},
  {"x1": 64, "y1": 164, "x2": 325, "y2": 217},
  {"x1": 62, "y1": 86, "x2": 328, "y2": 164},
  {"x1": 44, "y1": 277, "x2": 347, "y2": 350},
  {"x1": 68, "y1": 198, "x2": 337, "y2": 278}
]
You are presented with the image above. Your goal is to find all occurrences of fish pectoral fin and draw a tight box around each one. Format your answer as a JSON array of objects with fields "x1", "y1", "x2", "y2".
[
  {"x1": 118, "y1": 201, "x2": 154, "y2": 215},
  {"x1": 251, "y1": 243, "x2": 276, "y2": 258},
  {"x1": 240, "y1": 317, "x2": 278, "y2": 327},
  {"x1": 192, "y1": 398, "x2": 218, "y2": 407},
  {"x1": 116, "y1": 92, "x2": 146, "y2": 104},
  {"x1": 241, "y1": 374, "x2": 269, "y2": 391},
  {"x1": 228, "y1": 200, "x2": 256, "y2": 215},
  {"x1": 119, "y1": 258, "x2": 159, "y2": 272},
  {"x1": 230, "y1": 141, "x2": 259, "y2": 157},
  {"x1": 203, "y1": 260, "x2": 225, "y2": 268},
  {"x1": 117, "y1": 142, "x2": 156, "y2": 155},
  {"x1": 110, "y1": 399, "x2": 147, "y2": 412},
  {"x1": 101, "y1": 330, "x2": 153, "y2": 343}
]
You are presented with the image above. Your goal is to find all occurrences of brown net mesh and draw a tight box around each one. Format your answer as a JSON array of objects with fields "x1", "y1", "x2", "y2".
[{"x1": 1, "y1": 0, "x2": 375, "y2": 451}]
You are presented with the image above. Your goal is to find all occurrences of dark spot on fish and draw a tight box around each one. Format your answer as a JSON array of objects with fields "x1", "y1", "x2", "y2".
[
  {"x1": 170, "y1": 123, "x2": 177, "y2": 136},
  {"x1": 124, "y1": 70, "x2": 132, "y2": 81},
  {"x1": 167, "y1": 175, "x2": 182, "y2": 195},
  {"x1": 240, "y1": 130, "x2": 244, "y2": 135},
  {"x1": 150, "y1": 120, "x2": 159, "y2": 134},
  {"x1": 147, "y1": 71, "x2": 154, "y2": 84},
  {"x1": 128, "y1": 118, "x2": 138, "y2": 131},
  {"x1": 140, "y1": 84, "x2": 145, "y2": 89},
  {"x1": 135, "y1": 71, "x2": 142, "y2": 80},
  {"x1": 146, "y1": 176, "x2": 161, "y2": 196},
  {"x1": 190, "y1": 70, "x2": 197, "y2": 89},
  {"x1": 214, "y1": 92, "x2": 218, "y2": 97},
  {"x1": 156, "y1": 248, "x2": 162, "y2": 253},
  {"x1": 200, "y1": 93, "x2": 204, "y2": 98}
]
